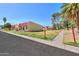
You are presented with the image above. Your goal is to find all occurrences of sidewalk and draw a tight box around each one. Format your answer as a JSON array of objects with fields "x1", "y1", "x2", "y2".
[
  {"x1": 52, "y1": 30, "x2": 79, "y2": 54},
  {"x1": 52, "y1": 30, "x2": 64, "y2": 46},
  {"x1": 1, "y1": 30, "x2": 79, "y2": 54}
]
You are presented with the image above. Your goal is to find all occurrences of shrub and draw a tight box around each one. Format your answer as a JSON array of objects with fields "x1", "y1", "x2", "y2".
[{"x1": 4, "y1": 23, "x2": 11, "y2": 30}]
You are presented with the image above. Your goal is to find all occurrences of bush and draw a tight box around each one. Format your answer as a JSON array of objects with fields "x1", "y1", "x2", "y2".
[{"x1": 4, "y1": 23, "x2": 11, "y2": 30}]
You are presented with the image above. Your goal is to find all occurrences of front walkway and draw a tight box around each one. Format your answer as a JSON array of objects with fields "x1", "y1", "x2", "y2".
[
  {"x1": 52, "y1": 30, "x2": 64, "y2": 46},
  {"x1": 52, "y1": 30, "x2": 79, "y2": 54}
]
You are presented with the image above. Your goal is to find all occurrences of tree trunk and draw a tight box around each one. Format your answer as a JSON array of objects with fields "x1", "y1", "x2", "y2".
[
  {"x1": 66, "y1": 22, "x2": 69, "y2": 30},
  {"x1": 72, "y1": 27, "x2": 77, "y2": 44},
  {"x1": 77, "y1": 15, "x2": 79, "y2": 32},
  {"x1": 77, "y1": 17, "x2": 79, "y2": 32}
]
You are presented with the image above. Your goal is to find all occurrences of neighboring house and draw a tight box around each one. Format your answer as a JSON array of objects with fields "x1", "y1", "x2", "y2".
[
  {"x1": 12, "y1": 24, "x2": 19, "y2": 31},
  {"x1": 46, "y1": 26, "x2": 53, "y2": 30},
  {"x1": 19, "y1": 22, "x2": 27, "y2": 31},
  {"x1": 27, "y1": 21, "x2": 43, "y2": 31},
  {"x1": 12, "y1": 21, "x2": 43, "y2": 31}
]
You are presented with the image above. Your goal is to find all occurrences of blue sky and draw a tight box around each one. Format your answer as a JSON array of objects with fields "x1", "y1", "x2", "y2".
[{"x1": 0, "y1": 3, "x2": 62, "y2": 26}]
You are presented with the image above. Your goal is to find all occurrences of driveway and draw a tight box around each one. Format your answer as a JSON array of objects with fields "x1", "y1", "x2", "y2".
[{"x1": 0, "y1": 31, "x2": 79, "y2": 56}]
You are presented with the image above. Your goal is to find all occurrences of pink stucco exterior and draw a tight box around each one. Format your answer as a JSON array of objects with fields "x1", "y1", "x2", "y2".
[{"x1": 11, "y1": 21, "x2": 43, "y2": 31}]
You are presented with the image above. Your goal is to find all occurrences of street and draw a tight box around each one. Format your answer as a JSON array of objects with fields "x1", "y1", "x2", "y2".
[{"x1": 0, "y1": 31, "x2": 79, "y2": 56}]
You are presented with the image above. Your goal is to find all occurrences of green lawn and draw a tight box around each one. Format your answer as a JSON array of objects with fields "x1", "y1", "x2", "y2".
[
  {"x1": 5, "y1": 30, "x2": 60, "y2": 41},
  {"x1": 63, "y1": 29, "x2": 79, "y2": 47}
]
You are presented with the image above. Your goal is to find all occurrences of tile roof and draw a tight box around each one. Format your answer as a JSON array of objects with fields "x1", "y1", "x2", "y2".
[{"x1": 19, "y1": 22, "x2": 27, "y2": 27}]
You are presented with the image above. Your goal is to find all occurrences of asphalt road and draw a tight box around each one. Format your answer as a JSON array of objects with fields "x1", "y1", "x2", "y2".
[{"x1": 0, "y1": 31, "x2": 79, "y2": 56}]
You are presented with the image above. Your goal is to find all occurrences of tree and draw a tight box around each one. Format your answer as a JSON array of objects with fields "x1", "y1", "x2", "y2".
[
  {"x1": 64, "y1": 20, "x2": 69, "y2": 30},
  {"x1": 51, "y1": 12, "x2": 60, "y2": 30},
  {"x1": 61, "y1": 3, "x2": 78, "y2": 44},
  {"x1": 4, "y1": 23, "x2": 11, "y2": 30},
  {"x1": 3, "y1": 17, "x2": 7, "y2": 28},
  {"x1": 61, "y1": 3, "x2": 79, "y2": 32},
  {"x1": 3, "y1": 17, "x2": 7, "y2": 24}
]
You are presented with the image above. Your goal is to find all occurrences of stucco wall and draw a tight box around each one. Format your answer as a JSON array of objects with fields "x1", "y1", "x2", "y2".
[{"x1": 27, "y1": 21, "x2": 43, "y2": 31}]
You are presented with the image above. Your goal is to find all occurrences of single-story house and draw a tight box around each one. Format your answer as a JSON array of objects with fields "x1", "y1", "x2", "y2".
[
  {"x1": 12, "y1": 21, "x2": 43, "y2": 31},
  {"x1": 46, "y1": 26, "x2": 53, "y2": 30}
]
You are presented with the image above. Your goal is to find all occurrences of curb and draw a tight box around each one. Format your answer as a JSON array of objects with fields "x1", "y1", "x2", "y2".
[
  {"x1": 1, "y1": 30, "x2": 79, "y2": 54},
  {"x1": 1, "y1": 31, "x2": 53, "y2": 46}
]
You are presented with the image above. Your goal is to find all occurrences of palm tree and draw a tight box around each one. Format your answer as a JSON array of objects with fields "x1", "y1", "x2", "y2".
[
  {"x1": 51, "y1": 14, "x2": 56, "y2": 30},
  {"x1": 51, "y1": 12, "x2": 60, "y2": 30},
  {"x1": 3, "y1": 17, "x2": 7, "y2": 25},
  {"x1": 3, "y1": 17, "x2": 7, "y2": 28},
  {"x1": 61, "y1": 13, "x2": 69, "y2": 30},
  {"x1": 61, "y1": 3, "x2": 79, "y2": 44},
  {"x1": 61, "y1": 3, "x2": 79, "y2": 31}
]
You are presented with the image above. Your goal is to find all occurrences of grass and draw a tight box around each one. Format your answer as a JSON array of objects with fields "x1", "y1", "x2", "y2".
[
  {"x1": 63, "y1": 29, "x2": 79, "y2": 47},
  {"x1": 4, "y1": 30, "x2": 60, "y2": 41},
  {"x1": 64, "y1": 42, "x2": 79, "y2": 47}
]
